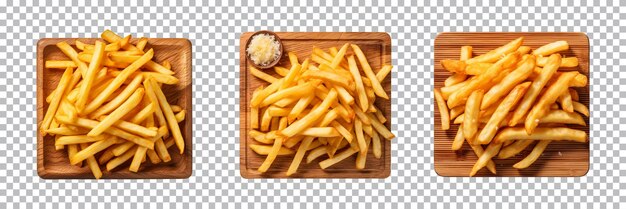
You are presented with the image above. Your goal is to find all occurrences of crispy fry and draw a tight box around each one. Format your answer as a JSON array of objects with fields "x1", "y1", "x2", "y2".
[
  {"x1": 533, "y1": 40, "x2": 569, "y2": 56},
  {"x1": 494, "y1": 127, "x2": 587, "y2": 144},
  {"x1": 45, "y1": 60, "x2": 77, "y2": 69},
  {"x1": 477, "y1": 82, "x2": 530, "y2": 144},
  {"x1": 440, "y1": 60, "x2": 467, "y2": 74},
  {"x1": 558, "y1": 90, "x2": 574, "y2": 112},
  {"x1": 88, "y1": 88, "x2": 144, "y2": 136},
  {"x1": 71, "y1": 136, "x2": 118, "y2": 165},
  {"x1": 513, "y1": 140, "x2": 551, "y2": 169},
  {"x1": 516, "y1": 46, "x2": 531, "y2": 55},
  {"x1": 280, "y1": 89, "x2": 337, "y2": 137},
  {"x1": 259, "y1": 82, "x2": 316, "y2": 107},
  {"x1": 250, "y1": 144, "x2": 294, "y2": 155},
  {"x1": 90, "y1": 75, "x2": 144, "y2": 118},
  {"x1": 498, "y1": 140, "x2": 535, "y2": 159},
  {"x1": 434, "y1": 89, "x2": 450, "y2": 130},
  {"x1": 148, "y1": 78, "x2": 184, "y2": 154},
  {"x1": 469, "y1": 142, "x2": 502, "y2": 176},
  {"x1": 250, "y1": 66, "x2": 278, "y2": 83},
  {"x1": 445, "y1": 73, "x2": 467, "y2": 87},
  {"x1": 460, "y1": 46, "x2": 472, "y2": 60},
  {"x1": 525, "y1": 72, "x2": 578, "y2": 133},
  {"x1": 40, "y1": 67, "x2": 73, "y2": 136},
  {"x1": 463, "y1": 90, "x2": 483, "y2": 140},
  {"x1": 257, "y1": 136, "x2": 283, "y2": 172},
  {"x1": 510, "y1": 54, "x2": 561, "y2": 126},
  {"x1": 465, "y1": 37, "x2": 523, "y2": 64},
  {"x1": 537, "y1": 57, "x2": 578, "y2": 67},
  {"x1": 465, "y1": 63, "x2": 492, "y2": 75},
  {"x1": 573, "y1": 101, "x2": 589, "y2": 117},
  {"x1": 319, "y1": 147, "x2": 359, "y2": 169},
  {"x1": 57, "y1": 116, "x2": 154, "y2": 150},
  {"x1": 351, "y1": 44, "x2": 388, "y2": 99},
  {"x1": 375, "y1": 65, "x2": 393, "y2": 83},
  {"x1": 481, "y1": 56, "x2": 535, "y2": 109}
]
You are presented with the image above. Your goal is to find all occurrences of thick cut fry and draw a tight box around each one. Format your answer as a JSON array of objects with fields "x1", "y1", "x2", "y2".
[
  {"x1": 251, "y1": 79, "x2": 284, "y2": 107},
  {"x1": 79, "y1": 143, "x2": 103, "y2": 179},
  {"x1": 148, "y1": 78, "x2": 185, "y2": 154},
  {"x1": 259, "y1": 82, "x2": 316, "y2": 107},
  {"x1": 78, "y1": 52, "x2": 129, "y2": 69},
  {"x1": 288, "y1": 52, "x2": 299, "y2": 66},
  {"x1": 467, "y1": 140, "x2": 497, "y2": 174},
  {"x1": 348, "y1": 55, "x2": 369, "y2": 111},
  {"x1": 513, "y1": 140, "x2": 551, "y2": 169},
  {"x1": 142, "y1": 78, "x2": 167, "y2": 128},
  {"x1": 127, "y1": 103, "x2": 155, "y2": 124},
  {"x1": 449, "y1": 105, "x2": 464, "y2": 121},
  {"x1": 76, "y1": 40, "x2": 121, "y2": 52},
  {"x1": 102, "y1": 117, "x2": 158, "y2": 138},
  {"x1": 45, "y1": 60, "x2": 77, "y2": 69},
  {"x1": 67, "y1": 144, "x2": 81, "y2": 167},
  {"x1": 477, "y1": 82, "x2": 530, "y2": 144},
  {"x1": 129, "y1": 145, "x2": 147, "y2": 172},
  {"x1": 494, "y1": 127, "x2": 587, "y2": 144},
  {"x1": 573, "y1": 101, "x2": 589, "y2": 117},
  {"x1": 301, "y1": 70, "x2": 354, "y2": 91},
  {"x1": 280, "y1": 89, "x2": 337, "y2": 137},
  {"x1": 372, "y1": 132, "x2": 381, "y2": 158},
  {"x1": 331, "y1": 121, "x2": 353, "y2": 142},
  {"x1": 257, "y1": 136, "x2": 283, "y2": 172},
  {"x1": 376, "y1": 65, "x2": 393, "y2": 82},
  {"x1": 498, "y1": 140, "x2": 535, "y2": 159},
  {"x1": 354, "y1": 119, "x2": 366, "y2": 152},
  {"x1": 447, "y1": 52, "x2": 520, "y2": 108},
  {"x1": 287, "y1": 94, "x2": 315, "y2": 123},
  {"x1": 537, "y1": 57, "x2": 578, "y2": 67},
  {"x1": 330, "y1": 43, "x2": 349, "y2": 69},
  {"x1": 260, "y1": 108, "x2": 271, "y2": 132},
  {"x1": 451, "y1": 125, "x2": 465, "y2": 150},
  {"x1": 481, "y1": 56, "x2": 535, "y2": 109},
  {"x1": 45, "y1": 127, "x2": 88, "y2": 135},
  {"x1": 469, "y1": 142, "x2": 502, "y2": 176},
  {"x1": 40, "y1": 67, "x2": 73, "y2": 136},
  {"x1": 88, "y1": 88, "x2": 144, "y2": 136},
  {"x1": 83, "y1": 49, "x2": 154, "y2": 115},
  {"x1": 516, "y1": 46, "x2": 531, "y2": 55},
  {"x1": 533, "y1": 40, "x2": 569, "y2": 56},
  {"x1": 90, "y1": 75, "x2": 144, "y2": 118},
  {"x1": 250, "y1": 144, "x2": 294, "y2": 155},
  {"x1": 440, "y1": 60, "x2": 467, "y2": 74},
  {"x1": 71, "y1": 136, "x2": 118, "y2": 165},
  {"x1": 434, "y1": 89, "x2": 450, "y2": 130},
  {"x1": 445, "y1": 73, "x2": 467, "y2": 87},
  {"x1": 351, "y1": 44, "x2": 389, "y2": 99},
  {"x1": 510, "y1": 54, "x2": 561, "y2": 126},
  {"x1": 135, "y1": 37, "x2": 148, "y2": 51},
  {"x1": 558, "y1": 90, "x2": 574, "y2": 112},
  {"x1": 465, "y1": 37, "x2": 523, "y2": 64},
  {"x1": 274, "y1": 66, "x2": 289, "y2": 77},
  {"x1": 154, "y1": 138, "x2": 171, "y2": 162},
  {"x1": 460, "y1": 46, "x2": 472, "y2": 60},
  {"x1": 465, "y1": 63, "x2": 492, "y2": 75},
  {"x1": 463, "y1": 90, "x2": 483, "y2": 140},
  {"x1": 570, "y1": 89, "x2": 579, "y2": 101},
  {"x1": 356, "y1": 135, "x2": 372, "y2": 169},
  {"x1": 525, "y1": 72, "x2": 578, "y2": 133},
  {"x1": 300, "y1": 127, "x2": 340, "y2": 137},
  {"x1": 55, "y1": 41, "x2": 88, "y2": 75},
  {"x1": 250, "y1": 66, "x2": 278, "y2": 83}
]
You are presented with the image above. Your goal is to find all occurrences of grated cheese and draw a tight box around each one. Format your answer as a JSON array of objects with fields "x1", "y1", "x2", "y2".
[{"x1": 247, "y1": 33, "x2": 281, "y2": 66}]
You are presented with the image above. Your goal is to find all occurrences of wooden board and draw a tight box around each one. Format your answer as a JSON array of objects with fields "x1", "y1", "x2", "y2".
[
  {"x1": 434, "y1": 32, "x2": 590, "y2": 177},
  {"x1": 37, "y1": 38, "x2": 193, "y2": 179},
  {"x1": 240, "y1": 32, "x2": 392, "y2": 178}
]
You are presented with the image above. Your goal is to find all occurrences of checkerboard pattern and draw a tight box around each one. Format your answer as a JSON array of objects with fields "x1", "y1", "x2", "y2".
[{"x1": 0, "y1": 0, "x2": 624, "y2": 208}]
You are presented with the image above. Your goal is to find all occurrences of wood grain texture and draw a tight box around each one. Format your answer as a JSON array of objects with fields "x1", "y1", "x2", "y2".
[
  {"x1": 37, "y1": 38, "x2": 193, "y2": 179},
  {"x1": 434, "y1": 32, "x2": 590, "y2": 177},
  {"x1": 240, "y1": 32, "x2": 392, "y2": 178}
]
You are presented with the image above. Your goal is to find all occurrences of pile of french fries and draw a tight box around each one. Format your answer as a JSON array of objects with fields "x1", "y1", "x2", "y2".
[
  {"x1": 435, "y1": 37, "x2": 590, "y2": 176},
  {"x1": 249, "y1": 43, "x2": 395, "y2": 176},
  {"x1": 40, "y1": 30, "x2": 186, "y2": 179}
]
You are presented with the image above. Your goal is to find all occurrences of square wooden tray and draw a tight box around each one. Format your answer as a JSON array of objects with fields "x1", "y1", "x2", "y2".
[
  {"x1": 240, "y1": 32, "x2": 392, "y2": 178},
  {"x1": 434, "y1": 32, "x2": 590, "y2": 177},
  {"x1": 37, "y1": 38, "x2": 193, "y2": 179}
]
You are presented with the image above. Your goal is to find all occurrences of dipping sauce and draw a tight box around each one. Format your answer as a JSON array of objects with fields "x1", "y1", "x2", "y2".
[{"x1": 246, "y1": 33, "x2": 281, "y2": 67}]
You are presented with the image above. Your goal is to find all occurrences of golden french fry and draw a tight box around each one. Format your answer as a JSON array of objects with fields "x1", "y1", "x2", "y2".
[
  {"x1": 498, "y1": 140, "x2": 535, "y2": 159},
  {"x1": 469, "y1": 142, "x2": 502, "y2": 176},
  {"x1": 533, "y1": 40, "x2": 569, "y2": 56},
  {"x1": 447, "y1": 52, "x2": 520, "y2": 108},
  {"x1": 481, "y1": 56, "x2": 535, "y2": 109},
  {"x1": 330, "y1": 43, "x2": 349, "y2": 69},
  {"x1": 375, "y1": 65, "x2": 393, "y2": 83},
  {"x1": 250, "y1": 66, "x2": 278, "y2": 83},
  {"x1": 106, "y1": 146, "x2": 138, "y2": 171},
  {"x1": 465, "y1": 63, "x2": 492, "y2": 75},
  {"x1": 440, "y1": 60, "x2": 466, "y2": 74},
  {"x1": 148, "y1": 78, "x2": 185, "y2": 154},
  {"x1": 367, "y1": 113, "x2": 394, "y2": 140},
  {"x1": 477, "y1": 82, "x2": 530, "y2": 144},
  {"x1": 135, "y1": 37, "x2": 148, "y2": 51},
  {"x1": 558, "y1": 90, "x2": 574, "y2": 112},
  {"x1": 67, "y1": 144, "x2": 81, "y2": 167},
  {"x1": 259, "y1": 82, "x2": 316, "y2": 107},
  {"x1": 351, "y1": 44, "x2": 388, "y2": 99},
  {"x1": 55, "y1": 41, "x2": 88, "y2": 76},
  {"x1": 372, "y1": 132, "x2": 381, "y2": 159},
  {"x1": 90, "y1": 75, "x2": 144, "y2": 118},
  {"x1": 250, "y1": 144, "x2": 294, "y2": 156},
  {"x1": 129, "y1": 145, "x2": 148, "y2": 172},
  {"x1": 465, "y1": 37, "x2": 523, "y2": 64},
  {"x1": 451, "y1": 124, "x2": 465, "y2": 150},
  {"x1": 57, "y1": 116, "x2": 154, "y2": 150},
  {"x1": 280, "y1": 89, "x2": 337, "y2": 137},
  {"x1": 463, "y1": 90, "x2": 483, "y2": 140},
  {"x1": 175, "y1": 110, "x2": 186, "y2": 123},
  {"x1": 513, "y1": 140, "x2": 551, "y2": 169},
  {"x1": 287, "y1": 94, "x2": 315, "y2": 123},
  {"x1": 88, "y1": 88, "x2": 144, "y2": 136},
  {"x1": 356, "y1": 135, "x2": 372, "y2": 169},
  {"x1": 274, "y1": 66, "x2": 289, "y2": 77},
  {"x1": 83, "y1": 49, "x2": 154, "y2": 115},
  {"x1": 286, "y1": 136, "x2": 314, "y2": 175},
  {"x1": 444, "y1": 73, "x2": 467, "y2": 87},
  {"x1": 525, "y1": 72, "x2": 578, "y2": 134},
  {"x1": 79, "y1": 143, "x2": 103, "y2": 179},
  {"x1": 45, "y1": 60, "x2": 77, "y2": 69},
  {"x1": 257, "y1": 136, "x2": 283, "y2": 172},
  {"x1": 537, "y1": 56, "x2": 578, "y2": 67},
  {"x1": 40, "y1": 67, "x2": 73, "y2": 136},
  {"x1": 573, "y1": 101, "x2": 589, "y2": 117},
  {"x1": 460, "y1": 46, "x2": 472, "y2": 60},
  {"x1": 319, "y1": 147, "x2": 359, "y2": 169},
  {"x1": 494, "y1": 127, "x2": 587, "y2": 144},
  {"x1": 347, "y1": 55, "x2": 369, "y2": 111},
  {"x1": 510, "y1": 54, "x2": 561, "y2": 126},
  {"x1": 434, "y1": 89, "x2": 450, "y2": 130},
  {"x1": 306, "y1": 146, "x2": 328, "y2": 163},
  {"x1": 71, "y1": 136, "x2": 118, "y2": 165},
  {"x1": 55, "y1": 134, "x2": 108, "y2": 146},
  {"x1": 570, "y1": 89, "x2": 579, "y2": 101},
  {"x1": 516, "y1": 46, "x2": 531, "y2": 55}
]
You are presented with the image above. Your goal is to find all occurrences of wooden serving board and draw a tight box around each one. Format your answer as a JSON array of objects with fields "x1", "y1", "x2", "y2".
[
  {"x1": 240, "y1": 32, "x2": 392, "y2": 178},
  {"x1": 434, "y1": 32, "x2": 590, "y2": 177},
  {"x1": 37, "y1": 38, "x2": 193, "y2": 179}
]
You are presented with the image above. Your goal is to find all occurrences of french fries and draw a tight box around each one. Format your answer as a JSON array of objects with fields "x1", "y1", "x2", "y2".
[
  {"x1": 435, "y1": 38, "x2": 589, "y2": 176},
  {"x1": 248, "y1": 43, "x2": 394, "y2": 175},
  {"x1": 38, "y1": 30, "x2": 188, "y2": 179}
]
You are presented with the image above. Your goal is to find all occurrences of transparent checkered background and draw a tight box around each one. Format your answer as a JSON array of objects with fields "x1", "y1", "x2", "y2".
[{"x1": 0, "y1": 0, "x2": 624, "y2": 208}]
